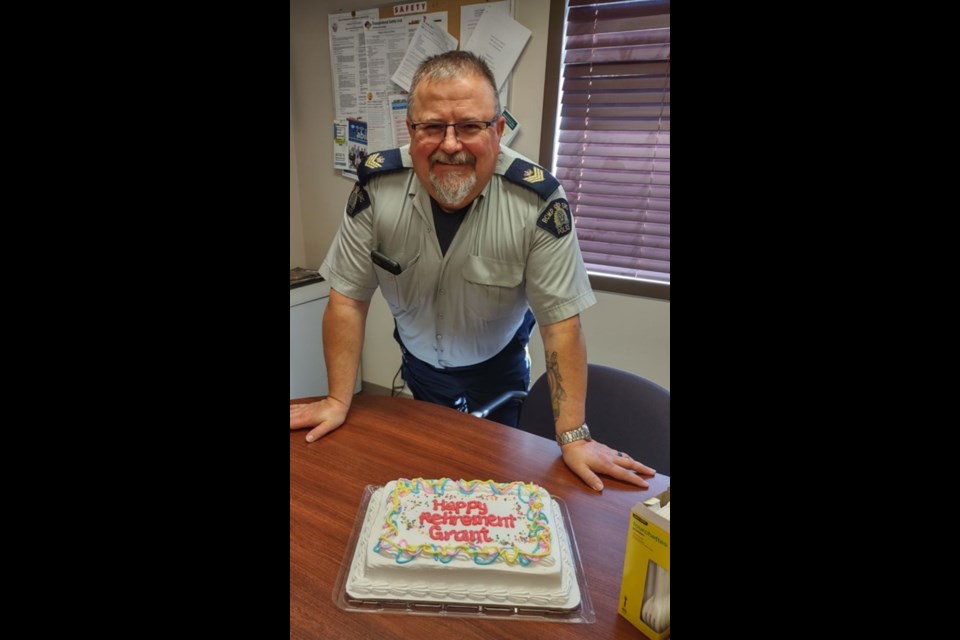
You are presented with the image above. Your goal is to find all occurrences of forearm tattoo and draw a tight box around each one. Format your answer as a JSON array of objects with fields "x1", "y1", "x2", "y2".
[{"x1": 546, "y1": 351, "x2": 566, "y2": 420}]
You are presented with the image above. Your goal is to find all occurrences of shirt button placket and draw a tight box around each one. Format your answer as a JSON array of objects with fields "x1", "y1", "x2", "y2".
[{"x1": 436, "y1": 283, "x2": 445, "y2": 359}]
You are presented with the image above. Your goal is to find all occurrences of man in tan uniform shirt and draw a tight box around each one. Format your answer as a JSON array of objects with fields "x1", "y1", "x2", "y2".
[{"x1": 291, "y1": 51, "x2": 655, "y2": 492}]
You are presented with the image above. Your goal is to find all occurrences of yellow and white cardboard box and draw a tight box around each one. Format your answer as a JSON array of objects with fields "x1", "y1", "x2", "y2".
[{"x1": 618, "y1": 488, "x2": 670, "y2": 638}]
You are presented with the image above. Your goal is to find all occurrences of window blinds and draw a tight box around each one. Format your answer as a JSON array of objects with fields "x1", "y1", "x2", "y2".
[{"x1": 558, "y1": 0, "x2": 670, "y2": 283}]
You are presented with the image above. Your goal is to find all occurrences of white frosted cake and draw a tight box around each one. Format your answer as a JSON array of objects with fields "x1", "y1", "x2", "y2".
[{"x1": 345, "y1": 478, "x2": 581, "y2": 609}]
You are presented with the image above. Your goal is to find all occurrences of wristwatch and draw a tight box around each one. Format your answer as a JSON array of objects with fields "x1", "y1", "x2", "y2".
[{"x1": 556, "y1": 423, "x2": 592, "y2": 446}]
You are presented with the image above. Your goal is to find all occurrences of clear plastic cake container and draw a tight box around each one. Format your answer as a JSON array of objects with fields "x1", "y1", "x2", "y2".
[{"x1": 332, "y1": 484, "x2": 595, "y2": 624}]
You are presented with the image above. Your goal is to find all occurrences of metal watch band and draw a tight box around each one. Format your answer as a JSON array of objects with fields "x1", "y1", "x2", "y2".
[{"x1": 556, "y1": 423, "x2": 591, "y2": 446}]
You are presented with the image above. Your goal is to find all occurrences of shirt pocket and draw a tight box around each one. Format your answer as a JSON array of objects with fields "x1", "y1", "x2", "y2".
[
  {"x1": 375, "y1": 253, "x2": 421, "y2": 313},
  {"x1": 462, "y1": 255, "x2": 525, "y2": 320}
]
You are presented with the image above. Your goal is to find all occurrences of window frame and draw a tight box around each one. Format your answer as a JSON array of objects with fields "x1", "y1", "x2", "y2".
[{"x1": 539, "y1": 0, "x2": 670, "y2": 302}]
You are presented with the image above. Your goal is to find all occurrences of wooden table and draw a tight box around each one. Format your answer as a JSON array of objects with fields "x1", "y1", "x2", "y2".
[{"x1": 291, "y1": 395, "x2": 670, "y2": 639}]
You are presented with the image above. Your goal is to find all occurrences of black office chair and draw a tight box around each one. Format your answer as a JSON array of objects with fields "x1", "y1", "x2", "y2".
[{"x1": 472, "y1": 364, "x2": 670, "y2": 475}]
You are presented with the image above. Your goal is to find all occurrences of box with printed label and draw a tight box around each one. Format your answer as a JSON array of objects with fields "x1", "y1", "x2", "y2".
[{"x1": 617, "y1": 488, "x2": 670, "y2": 638}]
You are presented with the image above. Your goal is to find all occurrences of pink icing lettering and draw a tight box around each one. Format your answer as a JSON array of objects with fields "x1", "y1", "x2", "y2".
[
  {"x1": 431, "y1": 498, "x2": 490, "y2": 515},
  {"x1": 419, "y1": 512, "x2": 444, "y2": 525},
  {"x1": 428, "y1": 526, "x2": 493, "y2": 542},
  {"x1": 466, "y1": 500, "x2": 487, "y2": 515},
  {"x1": 483, "y1": 514, "x2": 517, "y2": 528}
]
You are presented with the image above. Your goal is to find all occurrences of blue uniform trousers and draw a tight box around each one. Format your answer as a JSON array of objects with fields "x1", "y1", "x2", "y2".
[{"x1": 394, "y1": 310, "x2": 536, "y2": 427}]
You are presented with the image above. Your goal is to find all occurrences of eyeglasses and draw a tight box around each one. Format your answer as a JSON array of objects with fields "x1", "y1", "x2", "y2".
[{"x1": 409, "y1": 115, "x2": 500, "y2": 142}]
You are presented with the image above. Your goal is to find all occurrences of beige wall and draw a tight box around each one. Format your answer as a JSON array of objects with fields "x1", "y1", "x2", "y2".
[
  {"x1": 290, "y1": 0, "x2": 670, "y2": 391},
  {"x1": 290, "y1": 89, "x2": 305, "y2": 269}
]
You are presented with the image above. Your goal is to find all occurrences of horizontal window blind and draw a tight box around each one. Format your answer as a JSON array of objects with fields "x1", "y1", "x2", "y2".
[{"x1": 558, "y1": 0, "x2": 670, "y2": 284}]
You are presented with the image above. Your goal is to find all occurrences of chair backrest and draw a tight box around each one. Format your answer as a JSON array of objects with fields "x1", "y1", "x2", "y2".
[{"x1": 517, "y1": 364, "x2": 670, "y2": 476}]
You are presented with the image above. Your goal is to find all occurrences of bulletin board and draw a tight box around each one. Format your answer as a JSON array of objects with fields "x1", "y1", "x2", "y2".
[
  {"x1": 331, "y1": 0, "x2": 520, "y2": 177},
  {"x1": 376, "y1": 0, "x2": 512, "y2": 42}
]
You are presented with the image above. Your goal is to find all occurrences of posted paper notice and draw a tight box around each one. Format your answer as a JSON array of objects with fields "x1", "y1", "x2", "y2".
[
  {"x1": 463, "y1": 9, "x2": 531, "y2": 92},
  {"x1": 390, "y1": 20, "x2": 458, "y2": 92}
]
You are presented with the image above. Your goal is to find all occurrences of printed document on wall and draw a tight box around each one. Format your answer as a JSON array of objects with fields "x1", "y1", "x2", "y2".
[
  {"x1": 460, "y1": 1, "x2": 511, "y2": 49},
  {"x1": 391, "y1": 20, "x2": 458, "y2": 92},
  {"x1": 463, "y1": 8, "x2": 530, "y2": 93},
  {"x1": 364, "y1": 98, "x2": 395, "y2": 155},
  {"x1": 343, "y1": 118, "x2": 368, "y2": 181},
  {"x1": 365, "y1": 17, "x2": 408, "y2": 97},
  {"x1": 333, "y1": 121, "x2": 349, "y2": 170},
  {"x1": 328, "y1": 13, "x2": 377, "y2": 120},
  {"x1": 363, "y1": 17, "x2": 410, "y2": 152},
  {"x1": 390, "y1": 94, "x2": 411, "y2": 147},
  {"x1": 405, "y1": 11, "x2": 448, "y2": 36}
]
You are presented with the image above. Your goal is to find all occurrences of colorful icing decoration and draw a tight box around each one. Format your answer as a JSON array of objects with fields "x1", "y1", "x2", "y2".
[{"x1": 374, "y1": 478, "x2": 552, "y2": 566}]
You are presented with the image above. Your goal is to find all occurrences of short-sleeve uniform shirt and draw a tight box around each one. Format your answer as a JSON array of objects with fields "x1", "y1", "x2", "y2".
[{"x1": 319, "y1": 145, "x2": 596, "y2": 369}]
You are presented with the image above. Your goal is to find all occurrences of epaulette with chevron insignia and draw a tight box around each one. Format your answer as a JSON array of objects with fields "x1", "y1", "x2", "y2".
[
  {"x1": 356, "y1": 149, "x2": 404, "y2": 186},
  {"x1": 502, "y1": 158, "x2": 560, "y2": 201}
]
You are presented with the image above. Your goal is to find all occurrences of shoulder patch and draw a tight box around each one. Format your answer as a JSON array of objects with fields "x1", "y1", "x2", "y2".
[
  {"x1": 502, "y1": 158, "x2": 561, "y2": 200},
  {"x1": 345, "y1": 181, "x2": 370, "y2": 217},
  {"x1": 537, "y1": 198, "x2": 573, "y2": 238},
  {"x1": 357, "y1": 148, "x2": 404, "y2": 186}
]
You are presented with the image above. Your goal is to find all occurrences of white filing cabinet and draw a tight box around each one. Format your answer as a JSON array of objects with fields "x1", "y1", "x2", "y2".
[{"x1": 290, "y1": 279, "x2": 362, "y2": 399}]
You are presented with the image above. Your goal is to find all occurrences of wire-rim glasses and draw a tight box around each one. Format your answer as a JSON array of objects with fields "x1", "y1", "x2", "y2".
[{"x1": 409, "y1": 115, "x2": 500, "y2": 142}]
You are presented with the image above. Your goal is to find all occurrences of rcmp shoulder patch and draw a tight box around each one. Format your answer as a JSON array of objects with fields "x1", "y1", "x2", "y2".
[
  {"x1": 537, "y1": 198, "x2": 573, "y2": 238},
  {"x1": 357, "y1": 148, "x2": 404, "y2": 186},
  {"x1": 345, "y1": 181, "x2": 370, "y2": 217},
  {"x1": 502, "y1": 158, "x2": 561, "y2": 201}
]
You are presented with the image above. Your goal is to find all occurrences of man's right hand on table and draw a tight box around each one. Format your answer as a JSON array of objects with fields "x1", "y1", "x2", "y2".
[{"x1": 290, "y1": 396, "x2": 350, "y2": 442}]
